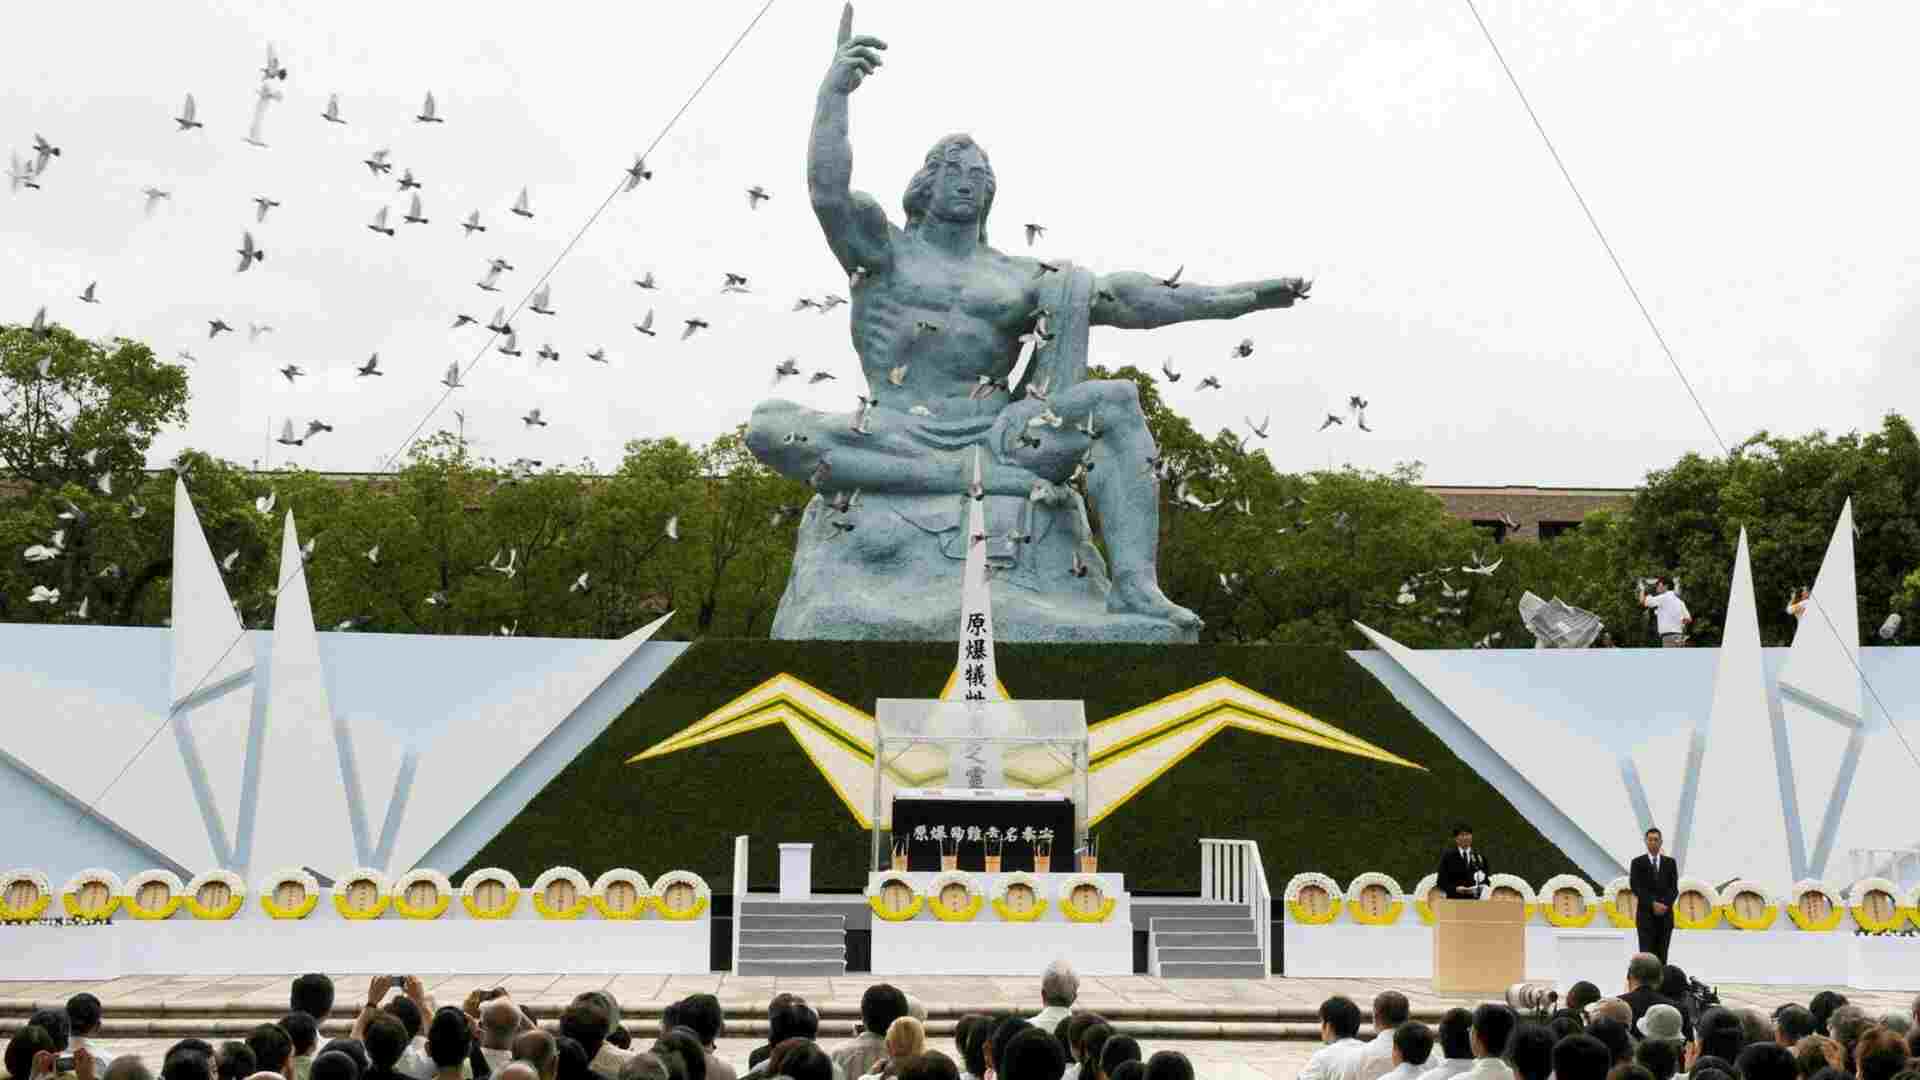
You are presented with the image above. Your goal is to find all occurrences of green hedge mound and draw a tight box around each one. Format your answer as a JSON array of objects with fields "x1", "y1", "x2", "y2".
[{"x1": 459, "y1": 640, "x2": 1579, "y2": 893}]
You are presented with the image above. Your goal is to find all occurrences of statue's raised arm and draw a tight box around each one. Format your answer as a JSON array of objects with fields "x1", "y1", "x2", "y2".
[
  {"x1": 809, "y1": 5, "x2": 893, "y2": 275},
  {"x1": 1090, "y1": 271, "x2": 1312, "y2": 330}
]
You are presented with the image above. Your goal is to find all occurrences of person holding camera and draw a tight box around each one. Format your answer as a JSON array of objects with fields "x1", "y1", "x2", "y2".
[{"x1": 1638, "y1": 578, "x2": 1692, "y2": 647}]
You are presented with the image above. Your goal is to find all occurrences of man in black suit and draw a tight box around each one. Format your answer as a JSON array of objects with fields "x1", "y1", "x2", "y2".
[
  {"x1": 1630, "y1": 826, "x2": 1679, "y2": 962},
  {"x1": 1437, "y1": 823, "x2": 1489, "y2": 900}
]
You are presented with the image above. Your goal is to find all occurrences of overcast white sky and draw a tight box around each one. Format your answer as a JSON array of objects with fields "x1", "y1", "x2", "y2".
[{"x1": 3, "y1": 0, "x2": 1912, "y2": 486}]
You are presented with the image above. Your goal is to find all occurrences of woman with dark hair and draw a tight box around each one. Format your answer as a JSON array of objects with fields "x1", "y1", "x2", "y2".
[
  {"x1": 652, "y1": 1030, "x2": 708, "y2": 1080},
  {"x1": 954, "y1": 1017, "x2": 991, "y2": 1080},
  {"x1": 1077, "y1": 1027, "x2": 1114, "y2": 1080},
  {"x1": 1141, "y1": 1052, "x2": 1192, "y2": 1080},
  {"x1": 1108, "y1": 1066, "x2": 1144, "y2": 1080},
  {"x1": 1095, "y1": 1038, "x2": 1141, "y2": 1080},
  {"x1": 986, "y1": 1019, "x2": 1031, "y2": 1080}
]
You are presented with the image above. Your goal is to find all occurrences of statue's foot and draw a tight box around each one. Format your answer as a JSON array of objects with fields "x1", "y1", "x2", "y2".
[{"x1": 1107, "y1": 568, "x2": 1203, "y2": 630}]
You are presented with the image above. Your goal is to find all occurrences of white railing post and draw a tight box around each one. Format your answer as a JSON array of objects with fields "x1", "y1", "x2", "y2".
[
  {"x1": 1200, "y1": 840, "x2": 1217, "y2": 901},
  {"x1": 731, "y1": 834, "x2": 749, "y2": 974}
]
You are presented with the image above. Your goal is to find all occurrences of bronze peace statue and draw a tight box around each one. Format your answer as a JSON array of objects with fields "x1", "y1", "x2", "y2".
[{"x1": 746, "y1": 5, "x2": 1310, "y2": 643}]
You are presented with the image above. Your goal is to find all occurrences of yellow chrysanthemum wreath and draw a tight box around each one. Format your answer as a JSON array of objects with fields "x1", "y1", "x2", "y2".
[
  {"x1": 122, "y1": 870, "x2": 185, "y2": 920},
  {"x1": 866, "y1": 875, "x2": 924, "y2": 922},
  {"x1": 531, "y1": 867, "x2": 592, "y2": 920},
  {"x1": 461, "y1": 868, "x2": 522, "y2": 920},
  {"x1": 60, "y1": 869, "x2": 123, "y2": 921},
  {"x1": 1056, "y1": 874, "x2": 1116, "y2": 924},
  {"x1": 590, "y1": 869, "x2": 653, "y2": 919},
  {"x1": 392, "y1": 869, "x2": 453, "y2": 920},
  {"x1": 927, "y1": 871, "x2": 985, "y2": 922},
  {"x1": 0, "y1": 868, "x2": 52, "y2": 921},
  {"x1": 184, "y1": 869, "x2": 246, "y2": 920},
  {"x1": 332, "y1": 868, "x2": 392, "y2": 920},
  {"x1": 990, "y1": 871, "x2": 1049, "y2": 922},
  {"x1": 259, "y1": 868, "x2": 320, "y2": 920}
]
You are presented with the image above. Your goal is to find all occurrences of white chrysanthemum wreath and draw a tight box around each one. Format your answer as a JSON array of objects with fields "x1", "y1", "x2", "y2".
[
  {"x1": 331, "y1": 868, "x2": 391, "y2": 920},
  {"x1": 1538, "y1": 874, "x2": 1599, "y2": 928},
  {"x1": 590, "y1": 869, "x2": 652, "y2": 920},
  {"x1": 1786, "y1": 879, "x2": 1843, "y2": 932},
  {"x1": 460, "y1": 868, "x2": 522, "y2": 920},
  {"x1": 1344, "y1": 872, "x2": 1406, "y2": 926},
  {"x1": 990, "y1": 871, "x2": 1048, "y2": 922},
  {"x1": 531, "y1": 867, "x2": 592, "y2": 920},
  {"x1": 259, "y1": 867, "x2": 320, "y2": 919},
  {"x1": 392, "y1": 868, "x2": 453, "y2": 920},
  {"x1": 1846, "y1": 876, "x2": 1903, "y2": 932},
  {"x1": 652, "y1": 870, "x2": 711, "y2": 921},
  {"x1": 122, "y1": 869, "x2": 185, "y2": 920},
  {"x1": 60, "y1": 868, "x2": 122, "y2": 920},
  {"x1": 184, "y1": 869, "x2": 247, "y2": 920},
  {"x1": 1284, "y1": 872, "x2": 1343, "y2": 925},
  {"x1": 0, "y1": 868, "x2": 52, "y2": 921},
  {"x1": 1720, "y1": 879, "x2": 1776, "y2": 931}
]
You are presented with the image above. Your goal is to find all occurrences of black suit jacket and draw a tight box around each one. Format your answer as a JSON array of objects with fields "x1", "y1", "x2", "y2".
[
  {"x1": 1437, "y1": 847, "x2": 1489, "y2": 899},
  {"x1": 1621, "y1": 986, "x2": 1692, "y2": 1040},
  {"x1": 1630, "y1": 853, "x2": 1679, "y2": 920}
]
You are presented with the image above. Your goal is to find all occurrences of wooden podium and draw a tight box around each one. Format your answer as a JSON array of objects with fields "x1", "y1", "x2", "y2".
[{"x1": 1432, "y1": 899, "x2": 1526, "y2": 994}]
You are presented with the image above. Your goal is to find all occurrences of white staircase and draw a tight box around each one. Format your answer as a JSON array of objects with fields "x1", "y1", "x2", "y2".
[{"x1": 1147, "y1": 838, "x2": 1272, "y2": 978}]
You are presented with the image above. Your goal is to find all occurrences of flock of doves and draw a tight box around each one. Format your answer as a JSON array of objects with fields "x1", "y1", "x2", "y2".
[{"x1": 9, "y1": 44, "x2": 1397, "y2": 623}]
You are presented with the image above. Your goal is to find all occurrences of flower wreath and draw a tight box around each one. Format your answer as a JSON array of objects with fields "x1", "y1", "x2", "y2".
[
  {"x1": 123, "y1": 869, "x2": 185, "y2": 920},
  {"x1": 1411, "y1": 873, "x2": 1442, "y2": 925},
  {"x1": 531, "y1": 867, "x2": 592, "y2": 920},
  {"x1": 0, "y1": 868, "x2": 53, "y2": 921},
  {"x1": 1538, "y1": 874, "x2": 1599, "y2": 928},
  {"x1": 1485, "y1": 873, "x2": 1538, "y2": 919},
  {"x1": 1906, "y1": 884, "x2": 1920, "y2": 931},
  {"x1": 927, "y1": 871, "x2": 985, "y2": 922},
  {"x1": 184, "y1": 869, "x2": 247, "y2": 920},
  {"x1": 461, "y1": 868, "x2": 522, "y2": 920},
  {"x1": 61, "y1": 869, "x2": 123, "y2": 920},
  {"x1": 866, "y1": 874, "x2": 924, "y2": 922},
  {"x1": 1719, "y1": 880, "x2": 1778, "y2": 931},
  {"x1": 332, "y1": 868, "x2": 392, "y2": 920},
  {"x1": 1344, "y1": 872, "x2": 1407, "y2": 926},
  {"x1": 1673, "y1": 877, "x2": 1723, "y2": 930},
  {"x1": 1785, "y1": 879, "x2": 1844, "y2": 932},
  {"x1": 259, "y1": 867, "x2": 320, "y2": 919},
  {"x1": 1600, "y1": 876, "x2": 1635, "y2": 928},
  {"x1": 1284, "y1": 872, "x2": 1343, "y2": 925},
  {"x1": 1846, "y1": 876, "x2": 1904, "y2": 932},
  {"x1": 990, "y1": 871, "x2": 1049, "y2": 922},
  {"x1": 393, "y1": 868, "x2": 453, "y2": 920},
  {"x1": 652, "y1": 870, "x2": 711, "y2": 921},
  {"x1": 590, "y1": 869, "x2": 653, "y2": 920},
  {"x1": 1056, "y1": 874, "x2": 1116, "y2": 924}
]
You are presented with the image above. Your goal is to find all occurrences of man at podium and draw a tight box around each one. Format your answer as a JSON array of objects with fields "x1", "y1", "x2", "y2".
[{"x1": 1437, "y1": 823, "x2": 1490, "y2": 900}]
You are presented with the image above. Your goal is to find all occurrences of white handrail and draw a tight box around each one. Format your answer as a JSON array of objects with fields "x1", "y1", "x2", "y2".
[
  {"x1": 731, "y1": 835, "x2": 749, "y2": 974},
  {"x1": 1199, "y1": 837, "x2": 1271, "y2": 976}
]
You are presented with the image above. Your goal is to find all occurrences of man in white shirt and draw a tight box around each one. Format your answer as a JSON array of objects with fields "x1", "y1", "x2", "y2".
[
  {"x1": 1354, "y1": 993, "x2": 1413, "y2": 1080},
  {"x1": 1300, "y1": 997, "x2": 1367, "y2": 1080},
  {"x1": 1639, "y1": 578, "x2": 1692, "y2": 647},
  {"x1": 1415, "y1": 1009, "x2": 1476, "y2": 1080},
  {"x1": 1462, "y1": 1005, "x2": 1516, "y2": 1080},
  {"x1": 1030, "y1": 960, "x2": 1079, "y2": 1032},
  {"x1": 66, "y1": 995, "x2": 113, "y2": 1072},
  {"x1": 1380, "y1": 1023, "x2": 1435, "y2": 1080}
]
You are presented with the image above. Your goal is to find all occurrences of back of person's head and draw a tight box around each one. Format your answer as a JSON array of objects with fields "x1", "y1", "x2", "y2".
[
  {"x1": 1550, "y1": 1017, "x2": 1584, "y2": 1042},
  {"x1": 217, "y1": 1041, "x2": 259, "y2": 1080},
  {"x1": 887, "y1": 1018, "x2": 929, "y2": 1063},
  {"x1": 1002, "y1": 1028, "x2": 1065, "y2": 1080},
  {"x1": 497, "y1": 1065, "x2": 540, "y2": 1080},
  {"x1": 68, "y1": 993, "x2": 105, "y2": 1037},
  {"x1": 1586, "y1": 1019, "x2": 1631, "y2": 1066},
  {"x1": 384, "y1": 998, "x2": 423, "y2": 1041},
  {"x1": 1079, "y1": 1024, "x2": 1113, "y2": 1079},
  {"x1": 1737, "y1": 1008, "x2": 1777, "y2": 1048},
  {"x1": 279, "y1": 1013, "x2": 319, "y2": 1058},
  {"x1": 1633, "y1": 1037, "x2": 1678, "y2": 1080},
  {"x1": 578, "y1": 993, "x2": 622, "y2": 1033},
  {"x1": 107, "y1": 1058, "x2": 157, "y2": 1080},
  {"x1": 618, "y1": 1053, "x2": 670, "y2": 1080},
  {"x1": 482, "y1": 1000, "x2": 523, "y2": 1049},
  {"x1": 561, "y1": 1000, "x2": 612, "y2": 1060},
  {"x1": 1554, "y1": 1034, "x2": 1612, "y2": 1080},
  {"x1": 1697, "y1": 1010, "x2": 1745, "y2": 1064},
  {"x1": 765, "y1": 1037, "x2": 811, "y2": 1080},
  {"x1": 1805, "y1": 1068, "x2": 1849, "y2": 1080},
  {"x1": 291, "y1": 976, "x2": 336, "y2": 1022},
  {"x1": 1320, "y1": 996, "x2": 1363, "y2": 1041},
  {"x1": 1375, "y1": 992, "x2": 1412, "y2": 1028},
  {"x1": 1657, "y1": 966, "x2": 1689, "y2": 1003},
  {"x1": 1062, "y1": 1015, "x2": 1100, "y2": 1066},
  {"x1": 1775, "y1": 1006, "x2": 1817, "y2": 1046},
  {"x1": 1393, "y1": 1022, "x2": 1434, "y2": 1067},
  {"x1": 1471, "y1": 1006, "x2": 1517, "y2": 1061},
  {"x1": 954, "y1": 1015, "x2": 990, "y2": 1077},
  {"x1": 1735, "y1": 1043, "x2": 1798, "y2": 1080},
  {"x1": 162, "y1": 1049, "x2": 215, "y2": 1080},
  {"x1": 679, "y1": 994, "x2": 723, "y2": 1048},
  {"x1": 769, "y1": 1000, "x2": 820, "y2": 1045},
  {"x1": 1879, "y1": 1014, "x2": 1911, "y2": 1036},
  {"x1": 1856, "y1": 1032, "x2": 1909, "y2": 1080},
  {"x1": 1808, "y1": 993, "x2": 1849, "y2": 1036},
  {"x1": 1053, "y1": 1018, "x2": 1074, "y2": 1063},
  {"x1": 1592, "y1": 1001, "x2": 1634, "y2": 1029},
  {"x1": 1792, "y1": 1035, "x2": 1840, "y2": 1076},
  {"x1": 6, "y1": 1026, "x2": 57, "y2": 1080},
  {"x1": 1098, "y1": 1037, "x2": 1142, "y2": 1080},
  {"x1": 30, "y1": 1008, "x2": 72, "y2": 1051},
  {"x1": 653, "y1": 1028, "x2": 707, "y2": 1080},
  {"x1": 1627, "y1": 953, "x2": 1664, "y2": 990},
  {"x1": 775, "y1": 1043, "x2": 832, "y2": 1080},
  {"x1": 364, "y1": 1014, "x2": 410, "y2": 1072},
  {"x1": 325, "y1": 1041, "x2": 368, "y2": 1078},
  {"x1": 659, "y1": 1003, "x2": 683, "y2": 1040},
  {"x1": 427, "y1": 1007, "x2": 473, "y2": 1068},
  {"x1": 1141, "y1": 1052, "x2": 1193, "y2": 1080},
  {"x1": 1506, "y1": 1023, "x2": 1555, "y2": 1080},
  {"x1": 1907, "y1": 1027, "x2": 1920, "y2": 1059},
  {"x1": 862, "y1": 985, "x2": 912, "y2": 1042},
  {"x1": 310, "y1": 1051, "x2": 360, "y2": 1080},
  {"x1": 990, "y1": 1019, "x2": 1034, "y2": 1078},
  {"x1": 247, "y1": 1022, "x2": 295, "y2": 1074},
  {"x1": 897, "y1": 1050, "x2": 962, "y2": 1080},
  {"x1": 1437, "y1": 1009, "x2": 1475, "y2": 1060},
  {"x1": 1692, "y1": 1069, "x2": 1734, "y2": 1080},
  {"x1": 1109, "y1": 1065, "x2": 1145, "y2": 1080},
  {"x1": 1606, "y1": 1066, "x2": 1655, "y2": 1080},
  {"x1": 554, "y1": 1036, "x2": 592, "y2": 1080},
  {"x1": 1040, "y1": 961, "x2": 1079, "y2": 1009},
  {"x1": 251, "y1": 1071, "x2": 291, "y2": 1080},
  {"x1": 513, "y1": 1031, "x2": 558, "y2": 1080},
  {"x1": 1567, "y1": 983, "x2": 1603, "y2": 1016},
  {"x1": 171, "y1": 1041, "x2": 218, "y2": 1065}
]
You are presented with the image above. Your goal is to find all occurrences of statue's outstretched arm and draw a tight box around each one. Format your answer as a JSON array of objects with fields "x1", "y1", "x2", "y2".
[
  {"x1": 810, "y1": 5, "x2": 893, "y2": 274},
  {"x1": 1090, "y1": 271, "x2": 1312, "y2": 330}
]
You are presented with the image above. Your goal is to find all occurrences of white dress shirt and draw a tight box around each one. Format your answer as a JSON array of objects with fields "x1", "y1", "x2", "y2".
[
  {"x1": 1415, "y1": 1059, "x2": 1475, "y2": 1080},
  {"x1": 1353, "y1": 1031, "x2": 1400, "y2": 1080},
  {"x1": 1381, "y1": 1062, "x2": 1432, "y2": 1080},
  {"x1": 1030, "y1": 1005, "x2": 1074, "y2": 1032},
  {"x1": 1461, "y1": 1059, "x2": 1514, "y2": 1080},
  {"x1": 1300, "y1": 1038, "x2": 1366, "y2": 1080}
]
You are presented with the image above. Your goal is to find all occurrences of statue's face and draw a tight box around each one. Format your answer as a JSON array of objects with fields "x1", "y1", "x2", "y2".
[{"x1": 929, "y1": 144, "x2": 989, "y2": 224}]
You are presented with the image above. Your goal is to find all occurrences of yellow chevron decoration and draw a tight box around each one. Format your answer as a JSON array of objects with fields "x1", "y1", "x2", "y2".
[{"x1": 628, "y1": 670, "x2": 1422, "y2": 826}]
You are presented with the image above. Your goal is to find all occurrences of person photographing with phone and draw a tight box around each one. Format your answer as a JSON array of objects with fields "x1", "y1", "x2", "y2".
[{"x1": 1638, "y1": 578, "x2": 1692, "y2": 647}]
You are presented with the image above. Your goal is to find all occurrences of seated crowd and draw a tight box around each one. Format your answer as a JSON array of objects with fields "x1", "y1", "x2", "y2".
[
  {"x1": 1300, "y1": 954, "x2": 1920, "y2": 1080},
  {"x1": 1, "y1": 962, "x2": 1191, "y2": 1080}
]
